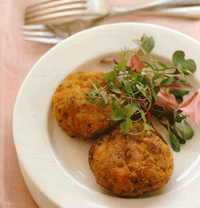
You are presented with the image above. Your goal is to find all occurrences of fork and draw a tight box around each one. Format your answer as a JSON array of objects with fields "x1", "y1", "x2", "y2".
[
  {"x1": 25, "y1": 0, "x2": 200, "y2": 25},
  {"x1": 22, "y1": 4, "x2": 200, "y2": 44},
  {"x1": 21, "y1": 19, "x2": 96, "y2": 44},
  {"x1": 25, "y1": 0, "x2": 108, "y2": 25}
]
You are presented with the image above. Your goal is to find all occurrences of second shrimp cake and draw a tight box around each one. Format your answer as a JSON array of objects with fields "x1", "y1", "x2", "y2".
[
  {"x1": 52, "y1": 71, "x2": 123, "y2": 140},
  {"x1": 89, "y1": 122, "x2": 174, "y2": 197}
]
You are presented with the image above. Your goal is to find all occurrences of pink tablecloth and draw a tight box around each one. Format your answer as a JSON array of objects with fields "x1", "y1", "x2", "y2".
[{"x1": 1, "y1": 0, "x2": 200, "y2": 207}]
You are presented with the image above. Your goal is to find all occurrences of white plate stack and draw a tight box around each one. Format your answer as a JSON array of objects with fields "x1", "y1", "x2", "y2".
[{"x1": 13, "y1": 23, "x2": 200, "y2": 208}]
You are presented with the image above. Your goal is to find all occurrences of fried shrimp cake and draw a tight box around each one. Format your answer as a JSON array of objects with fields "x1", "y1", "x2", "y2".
[
  {"x1": 52, "y1": 71, "x2": 123, "y2": 140},
  {"x1": 89, "y1": 122, "x2": 174, "y2": 197}
]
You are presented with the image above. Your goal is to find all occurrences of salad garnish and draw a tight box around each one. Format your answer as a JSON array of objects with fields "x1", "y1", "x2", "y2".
[{"x1": 86, "y1": 34, "x2": 198, "y2": 152}]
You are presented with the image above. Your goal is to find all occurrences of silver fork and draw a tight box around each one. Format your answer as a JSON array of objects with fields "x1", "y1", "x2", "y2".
[
  {"x1": 21, "y1": 5, "x2": 200, "y2": 44},
  {"x1": 21, "y1": 19, "x2": 96, "y2": 44},
  {"x1": 22, "y1": 0, "x2": 200, "y2": 44},
  {"x1": 25, "y1": 0, "x2": 200, "y2": 24}
]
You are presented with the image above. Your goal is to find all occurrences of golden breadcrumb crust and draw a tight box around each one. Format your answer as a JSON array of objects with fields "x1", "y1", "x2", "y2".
[
  {"x1": 52, "y1": 71, "x2": 122, "y2": 139},
  {"x1": 89, "y1": 122, "x2": 174, "y2": 197}
]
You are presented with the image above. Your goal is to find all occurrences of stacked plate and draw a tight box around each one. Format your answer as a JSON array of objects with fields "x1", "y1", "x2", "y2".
[{"x1": 13, "y1": 23, "x2": 200, "y2": 208}]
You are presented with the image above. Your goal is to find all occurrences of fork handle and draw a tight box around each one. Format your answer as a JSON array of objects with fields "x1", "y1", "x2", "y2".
[
  {"x1": 135, "y1": 6, "x2": 200, "y2": 19},
  {"x1": 111, "y1": 0, "x2": 200, "y2": 14}
]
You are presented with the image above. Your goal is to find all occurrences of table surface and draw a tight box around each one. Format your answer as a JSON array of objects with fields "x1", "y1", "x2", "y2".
[{"x1": 1, "y1": 0, "x2": 200, "y2": 207}]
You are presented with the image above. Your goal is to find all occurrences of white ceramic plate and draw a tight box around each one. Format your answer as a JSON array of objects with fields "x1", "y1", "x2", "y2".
[{"x1": 13, "y1": 23, "x2": 200, "y2": 208}]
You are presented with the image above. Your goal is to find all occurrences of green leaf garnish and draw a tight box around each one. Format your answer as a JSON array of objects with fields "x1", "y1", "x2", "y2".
[
  {"x1": 168, "y1": 126, "x2": 180, "y2": 152},
  {"x1": 169, "y1": 89, "x2": 189, "y2": 103},
  {"x1": 100, "y1": 91, "x2": 107, "y2": 97},
  {"x1": 152, "y1": 87, "x2": 160, "y2": 100},
  {"x1": 132, "y1": 100, "x2": 141, "y2": 112},
  {"x1": 141, "y1": 77, "x2": 149, "y2": 87},
  {"x1": 152, "y1": 73, "x2": 164, "y2": 81},
  {"x1": 108, "y1": 82, "x2": 121, "y2": 94},
  {"x1": 133, "y1": 39, "x2": 143, "y2": 46},
  {"x1": 160, "y1": 77, "x2": 174, "y2": 86},
  {"x1": 122, "y1": 79, "x2": 133, "y2": 94},
  {"x1": 103, "y1": 70, "x2": 115, "y2": 82},
  {"x1": 94, "y1": 78, "x2": 100, "y2": 89},
  {"x1": 88, "y1": 97, "x2": 96, "y2": 104},
  {"x1": 117, "y1": 53, "x2": 128, "y2": 72},
  {"x1": 109, "y1": 94, "x2": 118, "y2": 102},
  {"x1": 111, "y1": 103, "x2": 124, "y2": 121},
  {"x1": 182, "y1": 120, "x2": 194, "y2": 140},
  {"x1": 89, "y1": 79, "x2": 98, "y2": 90},
  {"x1": 173, "y1": 50, "x2": 196, "y2": 75},
  {"x1": 120, "y1": 119, "x2": 133, "y2": 134},
  {"x1": 133, "y1": 34, "x2": 155, "y2": 54},
  {"x1": 99, "y1": 99, "x2": 107, "y2": 108},
  {"x1": 92, "y1": 90, "x2": 99, "y2": 97},
  {"x1": 123, "y1": 104, "x2": 134, "y2": 118},
  {"x1": 175, "y1": 114, "x2": 187, "y2": 123},
  {"x1": 145, "y1": 36, "x2": 155, "y2": 54},
  {"x1": 144, "y1": 123, "x2": 152, "y2": 135},
  {"x1": 156, "y1": 61, "x2": 167, "y2": 68},
  {"x1": 88, "y1": 89, "x2": 92, "y2": 96}
]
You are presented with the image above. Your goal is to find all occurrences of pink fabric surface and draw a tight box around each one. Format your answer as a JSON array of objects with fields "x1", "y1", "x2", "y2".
[{"x1": 1, "y1": 0, "x2": 200, "y2": 207}]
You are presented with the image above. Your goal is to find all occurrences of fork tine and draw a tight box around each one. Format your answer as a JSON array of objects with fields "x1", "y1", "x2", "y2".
[
  {"x1": 24, "y1": 36, "x2": 63, "y2": 44},
  {"x1": 21, "y1": 24, "x2": 65, "y2": 44},
  {"x1": 25, "y1": 3, "x2": 87, "y2": 20},
  {"x1": 20, "y1": 24, "x2": 47, "y2": 30},
  {"x1": 26, "y1": 0, "x2": 87, "y2": 14},
  {"x1": 21, "y1": 23, "x2": 70, "y2": 44},
  {"x1": 22, "y1": 30, "x2": 55, "y2": 37}
]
